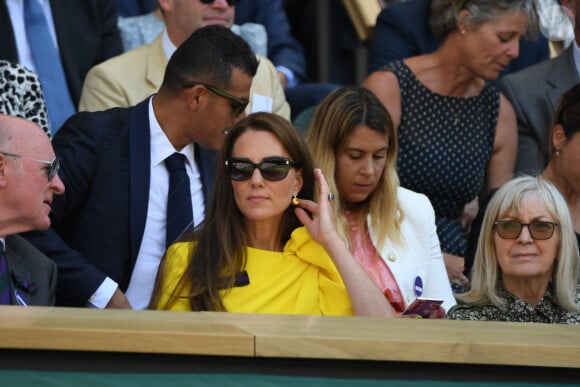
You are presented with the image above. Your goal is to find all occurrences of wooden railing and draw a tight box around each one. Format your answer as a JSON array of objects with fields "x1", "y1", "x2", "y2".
[{"x1": 0, "y1": 306, "x2": 579, "y2": 381}]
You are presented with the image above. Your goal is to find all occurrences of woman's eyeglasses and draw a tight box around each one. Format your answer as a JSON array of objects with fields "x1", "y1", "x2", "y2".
[
  {"x1": 182, "y1": 82, "x2": 249, "y2": 116},
  {"x1": 200, "y1": 0, "x2": 238, "y2": 5},
  {"x1": 494, "y1": 220, "x2": 559, "y2": 240},
  {"x1": 0, "y1": 151, "x2": 60, "y2": 181},
  {"x1": 226, "y1": 157, "x2": 295, "y2": 181}
]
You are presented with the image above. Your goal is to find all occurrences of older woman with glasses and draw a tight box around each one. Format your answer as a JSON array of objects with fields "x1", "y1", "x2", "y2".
[
  {"x1": 465, "y1": 83, "x2": 580, "y2": 279},
  {"x1": 447, "y1": 175, "x2": 580, "y2": 323},
  {"x1": 150, "y1": 112, "x2": 395, "y2": 316}
]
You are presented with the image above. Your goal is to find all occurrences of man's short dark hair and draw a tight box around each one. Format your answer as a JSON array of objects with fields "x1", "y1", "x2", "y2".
[{"x1": 162, "y1": 25, "x2": 259, "y2": 94}]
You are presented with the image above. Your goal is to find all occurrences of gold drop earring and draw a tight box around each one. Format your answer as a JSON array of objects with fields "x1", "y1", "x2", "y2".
[{"x1": 292, "y1": 193, "x2": 300, "y2": 206}]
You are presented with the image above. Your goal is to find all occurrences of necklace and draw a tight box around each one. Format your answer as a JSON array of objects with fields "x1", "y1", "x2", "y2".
[{"x1": 444, "y1": 95, "x2": 467, "y2": 126}]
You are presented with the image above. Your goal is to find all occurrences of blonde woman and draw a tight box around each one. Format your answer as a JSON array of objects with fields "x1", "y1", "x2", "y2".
[
  {"x1": 306, "y1": 86, "x2": 455, "y2": 316},
  {"x1": 448, "y1": 176, "x2": 580, "y2": 323}
]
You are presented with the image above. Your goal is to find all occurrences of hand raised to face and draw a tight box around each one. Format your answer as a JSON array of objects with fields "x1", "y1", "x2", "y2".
[{"x1": 293, "y1": 168, "x2": 342, "y2": 251}]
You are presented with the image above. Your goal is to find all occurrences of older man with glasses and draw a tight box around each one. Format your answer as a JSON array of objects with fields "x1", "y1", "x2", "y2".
[
  {"x1": 23, "y1": 25, "x2": 258, "y2": 310},
  {"x1": 0, "y1": 114, "x2": 65, "y2": 306}
]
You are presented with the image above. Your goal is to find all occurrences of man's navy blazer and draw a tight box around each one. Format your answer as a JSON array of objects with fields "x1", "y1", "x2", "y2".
[
  {"x1": 235, "y1": 0, "x2": 307, "y2": 82},
  {"x1": 22, "y1": 98, "x2": 218, "y2": 306},
  {"x1": 0, "y1": 0, "x2": 122, "y2": 106},
  {"x1": 369, "y1": 0, "x2": 550, "y2": 76}
]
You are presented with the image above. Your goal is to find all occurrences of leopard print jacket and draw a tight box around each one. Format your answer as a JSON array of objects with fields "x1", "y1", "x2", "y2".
[{"x1": 0, "y1": 60, "x2": 51, "y2": 138}]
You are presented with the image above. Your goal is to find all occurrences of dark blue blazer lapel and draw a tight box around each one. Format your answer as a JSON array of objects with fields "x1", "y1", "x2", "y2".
[
  {"x1": 195, "y1": 144, "x2": 218, "y2": 205},
  {"x1": 128, "y1": 98, "x2": 217, "y2": 259},
  {"x1": 129, "y1": 98, "x2": 152, "y2": 263}
]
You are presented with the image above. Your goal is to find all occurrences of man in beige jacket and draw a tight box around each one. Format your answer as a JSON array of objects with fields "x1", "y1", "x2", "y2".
[{"x1": 79, "y1": 0, "x2": 290, "y2": 119}]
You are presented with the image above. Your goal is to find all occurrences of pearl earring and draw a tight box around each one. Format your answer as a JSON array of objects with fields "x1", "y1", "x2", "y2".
[
  {"x1": 292, "y1": 194, "x2": 300, "y2": 206},
  {"x1": 555, "y1": 150, "x2": 560, "y2": 156}
]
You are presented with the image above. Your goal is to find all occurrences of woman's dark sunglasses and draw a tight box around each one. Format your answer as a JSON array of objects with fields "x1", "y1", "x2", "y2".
[
  {"x1": 182, "y1": 82, "x2": 248, "y2": 116},
  {"x1": 226, "y1": 157, "x2": 295, "y2": 181},
  {"x1": 494, "y1": 220, "x2": 559, "y2": 240},
  {"x1": 200, "y1": 0, "x2": 238, "y2": 5}
]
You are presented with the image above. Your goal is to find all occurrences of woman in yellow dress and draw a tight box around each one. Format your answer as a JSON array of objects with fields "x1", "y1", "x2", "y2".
[{"x1": 150, "y1": 112, "x2": 395, "y2": 317}]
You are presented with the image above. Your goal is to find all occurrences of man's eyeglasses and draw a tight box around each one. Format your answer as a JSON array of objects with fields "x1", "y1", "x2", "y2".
[
  {"x1": 182, "y1": 82, "x2": 249, "y2": 116},
  {"x1": 0, "y1": 151, "x2": 60, "y2": 181},
  {"x1": 200, "y1": 0, "x2": 238, "y2": 5},
  {"x1": 226, "y1": 157, "x2": 295, "y2": 181},
  {"x1": 494, "y1": 220, "x2": 559, "y2": 240}
]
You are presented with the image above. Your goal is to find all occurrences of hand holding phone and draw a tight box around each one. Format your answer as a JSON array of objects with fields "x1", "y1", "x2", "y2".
[{"x1": 402, "y1": 297, "x2": 444, "y2": 318}]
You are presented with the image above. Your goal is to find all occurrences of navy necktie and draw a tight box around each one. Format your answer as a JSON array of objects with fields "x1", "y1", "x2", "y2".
[
  {"x1": 165, "y1": 153, "x2": 194, "y2": 248},
  {"x1": 0, "y1": 241, "x2": 11, "y2": 305},
  {"x1": 23, "y1": 0, "x2": 75, "y2": 134}
]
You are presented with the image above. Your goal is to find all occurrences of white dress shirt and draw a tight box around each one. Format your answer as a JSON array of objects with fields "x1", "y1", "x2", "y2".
[{"x1": 90, "y1": 98, "x2": 205, "y2": 309}]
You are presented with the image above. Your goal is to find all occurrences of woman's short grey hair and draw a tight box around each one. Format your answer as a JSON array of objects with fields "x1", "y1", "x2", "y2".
[{"x1": 430, "y1": 0, "x2": 539, "y2": 39}]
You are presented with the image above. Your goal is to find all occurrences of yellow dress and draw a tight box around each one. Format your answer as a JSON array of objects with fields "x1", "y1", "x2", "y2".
[{"x1": 155, "y1": 227, "x2": 353, "y2": 315}]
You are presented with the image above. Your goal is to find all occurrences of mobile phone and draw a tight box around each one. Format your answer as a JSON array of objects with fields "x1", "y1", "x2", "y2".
[{"x1": 402, "y1": 297, "x2": 443, "y2": 318}]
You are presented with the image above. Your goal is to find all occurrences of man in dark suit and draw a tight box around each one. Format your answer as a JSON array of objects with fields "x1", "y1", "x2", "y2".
[
  {"x1": 0, "y1": 0, "x2": 123, "y2": 129},
  {"x1": 369, "y1": 0, "x2": 550, "y2": 75},
  {"x1": 500, "y1": 0, "x2": 579, "y2": 174},
  {"x1": 0, "y1": 114, "x2": 65, "y2": 306},
  {"x1": 235, "y1": 0, "x2": 339, "y2": 119},
  {"x1": 23, "y1": 26, "x2": 259, "y2": 310}
]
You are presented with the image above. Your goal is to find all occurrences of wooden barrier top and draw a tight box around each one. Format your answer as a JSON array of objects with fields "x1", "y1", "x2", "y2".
[
  {"x1": 0, "y1": 306, "x2": 254, "y2": 357},
  {"x1": 1, "y1": 306, "x2": 579, "y2": 369},
  {"x1": 207, "y1": 312, "x2": 580, "y2": 368}
]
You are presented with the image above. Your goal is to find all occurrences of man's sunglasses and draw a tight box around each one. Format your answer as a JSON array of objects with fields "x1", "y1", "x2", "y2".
[
  {"x1": 200, "y1": 0, "x2": 238, "y2": 5},
  {"x1": 226, "y1": 157, "x2": 295, "y2": 181},
  {"x1": 182, "y1": 82, "x2": 249, "y2": 116},
  {"x1": 494, "y1": 220, "x2": 559, "y2": 240},
  {"x1": 0, "y1": 151, "x2": 60, "y2": 181}
]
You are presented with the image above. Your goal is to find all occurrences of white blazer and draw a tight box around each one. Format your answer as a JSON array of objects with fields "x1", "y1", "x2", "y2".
[{"x1": 369, "y1": 187, "x2": 456, "y2": 312}]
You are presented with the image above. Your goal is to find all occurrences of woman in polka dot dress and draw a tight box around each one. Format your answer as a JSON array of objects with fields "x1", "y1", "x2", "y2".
[{"x1": 364, "y1": 0, "x2": 538, "y2": 292}]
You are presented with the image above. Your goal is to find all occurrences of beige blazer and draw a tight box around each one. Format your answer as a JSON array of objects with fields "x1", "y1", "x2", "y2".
[{"x1": 78, "y1": 32, "x2": 290, "y2": 119}]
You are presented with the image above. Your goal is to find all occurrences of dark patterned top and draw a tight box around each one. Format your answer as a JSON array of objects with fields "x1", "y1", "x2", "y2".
[
  {"x1": 446, "y1": 286, "x2": 580, "y2": 324},
  {"x1": 382, "y1": 60, "x2": 499, "y2": 257},
  {"x1": 0, "y1": 60, "x2": 51, "y2": 137}
]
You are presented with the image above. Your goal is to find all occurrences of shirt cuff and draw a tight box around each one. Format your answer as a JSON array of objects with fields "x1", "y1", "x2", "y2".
[
  {"x1": 86, "y1": 277, "x2": 118, "y2": 309},
  {"x1": 276, "y1": 66, "x2": 298, "y2": 88}
]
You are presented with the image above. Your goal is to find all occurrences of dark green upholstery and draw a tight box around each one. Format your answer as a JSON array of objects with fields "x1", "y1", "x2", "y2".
[{"x1": 292, "y1": 105, "x2": 317, "y2": 135}]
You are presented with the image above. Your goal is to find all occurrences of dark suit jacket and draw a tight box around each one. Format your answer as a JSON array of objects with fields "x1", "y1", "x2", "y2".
[
  {"x1": 22, "y1": 98, "x2": 218, "y2": 307},
  {"x1": 369, "y1": 0, "x2": 550, "y2": 76},
  {"x1": 499, "y1": 46, "x2": 579, "y2": 175},
  {"x1": 235, "y1": 0, "x2": 307, "y2": 82},
  {"x1": 115, "y1": 0, "x2": 158, "y2": 17},
  {"x1": 5, "y1": 234, "x2": 56, "y2": 306},
  {"x1": 0, "y1": 0, "x2": 123, "y2": 107}
]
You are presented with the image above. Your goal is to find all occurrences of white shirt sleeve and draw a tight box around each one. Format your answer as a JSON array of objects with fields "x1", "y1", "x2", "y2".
[{"x1": 86, "y1": 277, "x2": 118, "y2": 308}]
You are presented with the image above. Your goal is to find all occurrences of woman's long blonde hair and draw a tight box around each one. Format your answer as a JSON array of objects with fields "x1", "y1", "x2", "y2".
[{"x1": 305, "y1": 86, "x2": 403, "y2": 250}]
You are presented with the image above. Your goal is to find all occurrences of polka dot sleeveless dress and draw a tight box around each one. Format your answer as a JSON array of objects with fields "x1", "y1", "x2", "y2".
[{"x1": 382, "y1": 60, "x2": 498, "y2": 258}]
